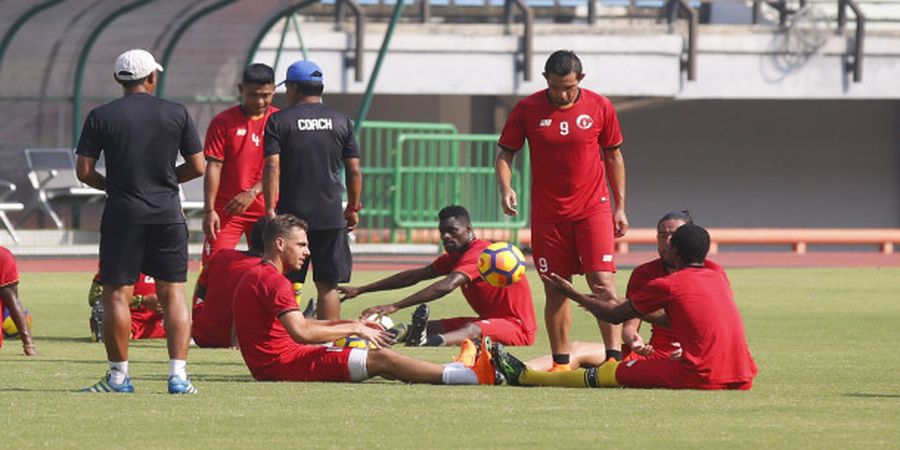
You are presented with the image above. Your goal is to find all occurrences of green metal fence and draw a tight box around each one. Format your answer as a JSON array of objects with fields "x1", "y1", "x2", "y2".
[{"x1": 392, "y1": 133, "x2": 530, "y2": 242}]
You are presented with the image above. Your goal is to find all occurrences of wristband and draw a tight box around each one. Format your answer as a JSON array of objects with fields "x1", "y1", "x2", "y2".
[{"x1": 346, "y1": 203, "x2": 362, "y2": 213}]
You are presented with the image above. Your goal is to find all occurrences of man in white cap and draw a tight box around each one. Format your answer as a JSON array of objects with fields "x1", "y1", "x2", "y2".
[
  {"x1": 75, "y1": 49, "x2": 206, "y2": 394},
  {"x1": 262, "y1": 60, "x2": 362, "y2": 321}
]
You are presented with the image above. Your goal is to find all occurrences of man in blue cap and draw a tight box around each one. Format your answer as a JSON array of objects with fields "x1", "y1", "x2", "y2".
[{"x1": 262, "y1": 60, "x2": 362, "y2": 320}]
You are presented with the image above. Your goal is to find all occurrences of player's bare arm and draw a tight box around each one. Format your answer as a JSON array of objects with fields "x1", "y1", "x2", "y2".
[
  {"x1": 175, "y1": 152, "x2": 205, "y2": 183},
  {"x1": 202, "y1": 157, "x2": 224, "y2": 239},
  {"x1": 359, "y1": 271, "x2": 467, "y2": 319},
  {"x1": 494, "y1": 147, "x2": 518, "y2": 216},
  {"x1": 343, "y1": 157, "x2": 362, "y2": 230},
  {"x1": 262, "y1": 154, "x2": 280, "y2": 218},
  {"x1": 0, "y1": 285, "x2": 36, "y2": 356},
  {"x1": 75, "y1": 155, "x2": 106, "y2": 191},
  {"x1": 339, "y1": 265, "x2": 437, "y2": 301},
  {"x1": 603, "y1": 146, "x2": 628, "y2": 237},
  {"x1": 542, "y1": 273, "x2": 640, "y2": 324},
  {"x1": 279, "y1": 310, "x2": 394, "y2": 348}
]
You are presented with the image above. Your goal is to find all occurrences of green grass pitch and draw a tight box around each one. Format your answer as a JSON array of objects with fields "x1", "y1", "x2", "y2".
[{"x1": 2, "y1": 267, "x2": 899, "y2": 448}]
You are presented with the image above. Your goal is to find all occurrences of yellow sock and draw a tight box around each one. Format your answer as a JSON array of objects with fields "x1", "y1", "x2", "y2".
[
  {"x1": 597, "y1": 360, "x2": 621, "y2": 388},
  {"x1": 293, "y1": 282, "x2": 303, "y2": 305},
  {"x1": 520, "y1": 368, "x2": 592, "y2": 388}
]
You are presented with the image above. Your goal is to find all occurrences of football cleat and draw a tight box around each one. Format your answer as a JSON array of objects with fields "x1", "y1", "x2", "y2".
[
  {"x1": 81, "y1": 372, "x2": 134, "y2": 393},
  {"x1": 89, "y1": 302, "x2": 104, "y2": 343},
  {"x1": 302, "y1": 298, "x2": 317, "y2": 318},
  {"x1": 491, "y1": 342, "x2": 528, "y2": 387},
  {"x1": 404, "y1": 304, "x2": 429, "y2": 347},
  {"x1": 453, "y1": 338, "x2": 478, "y2": 367},
  {"x1": 167, "y1": 375, "x2": 198, "y2": 394},
  {"x1": 386, "y1": 323, "x2": 408, "y2": 342},
  {"x1": 548, "y1": 363, "x2": 572, "y2": 373}
]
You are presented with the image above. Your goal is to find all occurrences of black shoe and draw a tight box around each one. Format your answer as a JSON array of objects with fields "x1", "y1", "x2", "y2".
[
  {"x1": 491, "y1": 342, "x2": 527, "y2": 386},
  {"x1": 404, "y1": 304, "x2": 429, "y2": 347},
  {"x1": 302, "y1": 298, "x2": 317, "y2": 318},
  {"x1": 387, "y1": 323, "x2": 408, "y2": 342},
  {"x1": 89, "y1": 302, "x2": 104, "y2": 342}
]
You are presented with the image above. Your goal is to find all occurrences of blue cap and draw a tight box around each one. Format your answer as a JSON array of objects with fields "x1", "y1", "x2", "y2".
[{"x1": 279, "y1": 60, "x2": 323, "y2": 86}]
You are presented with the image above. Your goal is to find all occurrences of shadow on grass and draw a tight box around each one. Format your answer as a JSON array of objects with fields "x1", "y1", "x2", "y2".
[
  {"x1": 0, "y1": 387, "x2": 90, "y2": 393},
  {"x1": 34, "y1": 335, "x2": 96, "y2": 343},
  {"x1": 846, "y1": 392, "x2": 900, "y2": 399}
]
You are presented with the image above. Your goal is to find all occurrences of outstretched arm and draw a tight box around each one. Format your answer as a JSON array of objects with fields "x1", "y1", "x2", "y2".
[
  {"x1": 279, "y1": 311, "x2": 394, "y2": 348},
  {"x1": 541, "y1": 273, "x2": 640, "y2": 324},
  {"x1": 0, "y1": 285, "x2": 36, "y2": 356},
  {"x1": 338, "y1": 265, "x2": 438, "y2": 301},
  {"x1": 359, "y1": 271, "x2": 468, "y2": 318}
]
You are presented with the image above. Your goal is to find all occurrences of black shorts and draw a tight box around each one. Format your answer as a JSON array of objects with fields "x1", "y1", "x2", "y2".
[
  {"x1": 99, "y1": 223, "x2": 189, "y2": 285},
  {"x1": 287, "y1": 228, "x2": 352, "y2": 285}
]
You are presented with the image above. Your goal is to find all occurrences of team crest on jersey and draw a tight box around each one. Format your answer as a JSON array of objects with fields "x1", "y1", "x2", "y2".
[
  {"x1": 236, "y1": 128, "x2": 248, "y2": 136},
  {"x1": 576, "y1": 114, "x2": 593, "y2": 130},
  {"x1": 539, "y1": 119, "x2": 552, "y2": 127}
]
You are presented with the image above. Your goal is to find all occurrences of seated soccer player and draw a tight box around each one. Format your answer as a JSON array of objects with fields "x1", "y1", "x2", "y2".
[
  {"x1": 340, "y1": 205, "x2": 537, "y2": 347},
  {"x1": 233, "y1": 214, "x2": 500, "y2": 385},
  {"x1": 192, "y1": 219, "x2": 265, "y2": 348},
  {"x1": 0, "y1": 245, "x2": 36, "y2": 355},
  {"x1": 89, "y1": 271, "x2": 164, "y2": 341},
  {"x1": 526, "y1": 211, "x2": 724, "y2": 370},
  {"x1": 494, "y1": 224, "x2": 758, "y2": 390}
]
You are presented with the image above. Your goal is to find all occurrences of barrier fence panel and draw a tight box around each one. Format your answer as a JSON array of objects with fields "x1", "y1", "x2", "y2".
[
  {"x1": 393, "y1": 133, "x2": 529, "y2": 243},
  {"x1": 357, "y1": 121, "x2": 457, "y2": 240}
]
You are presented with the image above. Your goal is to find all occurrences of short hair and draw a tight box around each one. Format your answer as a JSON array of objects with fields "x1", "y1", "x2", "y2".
[
  {"x1": 263, "y1": 214, "x2": 309, "y2": 247},
  {"x1": 658, "y1": 210, "x2": 694, "y2": 228},
  {"x1": 287, "y1": 81, "x2": 324, "y2": 96},
  {"x1": 249, "y1": 219, "x2": 266, "y2": 255},
  {"x1": 438, "y1": 205, "x2": 471, "y2": 224},
  {"x1": 116, "y1": 76, "x2": 148, "y2": 88},
  {"x1": 544, "y1": 50, "x2": 582, "y2": 77},
  {"x1": 670, "y1": 224, "x2": 710, "y2": 264},
  {"x1": 242, "y1": 63, "x2": 275, "y2": 85}
]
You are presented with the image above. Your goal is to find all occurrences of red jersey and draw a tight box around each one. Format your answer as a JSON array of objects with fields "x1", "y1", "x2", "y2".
[
  {"x1": 630, "y1": 266, "x2": 757, "y2": 386},
  {"x1": 192, "y1": 249, "x2": 261, "y2": 347},
  {"x1": 498, "y1": 88, "x2": 623, "y2": 222},
  {"x1": 204, "y1": 105, "x2": 278, "y2": 216},
  {"x1": 432, "y1": 239, "x2": 537, "y2": 336},
  {"x1": 92, "y1": 271, "x2": 156, "y2": 297},
  {"x1": 0, "y1": 246, "x2": 19, "y2": 288},
  {"x1": 233, "y1": 261, "x2": 303, "y2": 379},
  {"x1": 626, "y1": 259, "x2": 726, "y2": 358}
]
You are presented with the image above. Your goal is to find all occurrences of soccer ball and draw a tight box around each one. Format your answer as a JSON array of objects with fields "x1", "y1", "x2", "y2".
[
  {"x1": 333, "y1": 336, "x2": 377, "y2": 349},
  {"x1": 362, "y1": 313, "x2": 394, "y2": 331},
  {"x1": 2, "y1": 307, "x2": 32, "y2": 338},
  {"x1": 477, "y1": 242, "x2": 526, "y2": 288}
]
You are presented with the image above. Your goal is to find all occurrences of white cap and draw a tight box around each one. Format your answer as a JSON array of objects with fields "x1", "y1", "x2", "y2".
[{"x1": 114, "y1": 49, "x2": 164, "y2": 81}]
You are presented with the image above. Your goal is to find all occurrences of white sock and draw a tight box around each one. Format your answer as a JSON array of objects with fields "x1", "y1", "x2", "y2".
[
  {"x1": 169, "y1": 359, "x2": 187, "y2": 380},
  {"x1": 108, "y1": 361, "x2": 128, "y2": 384},
  {"x1": 441, "y1": 363, "x2": 478, "y2": 385}
]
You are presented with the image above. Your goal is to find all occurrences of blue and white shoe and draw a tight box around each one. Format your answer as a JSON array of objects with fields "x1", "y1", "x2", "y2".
[
  {"x1": 81, "y1": 372, "x2": 134, "y2": 393},
  {"x1": 168, "y1": 375, "x2": 198, "y2": 394}
]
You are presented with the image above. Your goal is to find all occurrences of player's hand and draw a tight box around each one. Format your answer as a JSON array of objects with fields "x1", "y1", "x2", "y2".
[
  {"x1": 354, "y1": 322, "x2": 395, "y2": 348},
  {"x1": 224, "y1": 191, "x2": 256, "y2": 216},
  {"x1": 266, "y1": 208, "x2": 277, "y2": 219},
  {"x1": 626, "y1": 332, "x2": 653, "y2": 356},
  {"x1": 336, "y1": 285, "x2": 362, "y2": 301},
  {"x1": 360, "y1": 304, "x2": 398, "y2": 319},
  {"x1": 540, "y1": 273, "x2": 578, "y2": 300},
  {"x1": 344, "y1": 209, "x2": 359, "y2": 231},
  {"x1": 202, "y1": 210, "x2": 221, "y2": 240},
  {"x1": 668, "y1": 342, "x2": 683, "y2": 360},
  {"x1": 613, "y1": 208, "x2": 629, "y2": 238},
  {"x1": 500, "y1": 187, "x2": 518, "y2": 216},
  {"x1": 22, "y1": 341, "x2": 37, "y2": 356},
  {"x1": 140, "y1": 295, "x2": 164, "y2": 315}
]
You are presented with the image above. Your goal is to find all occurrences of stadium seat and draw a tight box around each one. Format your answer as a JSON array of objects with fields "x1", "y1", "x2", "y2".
[
  {"x1": 21, "y1": 148, "x2": 105, "y2": 229},
  {"x1": 0, "y1": 179, "x2": 25, "y2": 243},
  {"x1": 179, "y1": 177, "x2": 205, "y2": 216}
]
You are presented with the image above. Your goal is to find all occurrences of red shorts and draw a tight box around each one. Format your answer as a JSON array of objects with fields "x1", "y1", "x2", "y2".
[
  {"x1": 622, "y1": 347, "x2": 671, "y2": 362},
  {"x1": 202, "y1": 208, "x2": 264, "y2": 264},
  {"x1": 255, "y1": 345, "x2": 352, "y2": 382},
  {"x1": 440, "y1": 317, "x2": 535, "y2": 346},
  {"x1": 130, "y1": 308, "x2": 165, "y2": 339},
  {"x1": 616, "y1": 359, "x2": 753, "y2": 390},
  {"x1": 531, "y1": 210, "x2": 616, "y2": 278}
]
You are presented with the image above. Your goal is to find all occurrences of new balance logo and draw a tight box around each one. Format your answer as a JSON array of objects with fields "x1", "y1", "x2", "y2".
[{"x1": 539, "y1": 119, "x2": 552, "y2": 127}]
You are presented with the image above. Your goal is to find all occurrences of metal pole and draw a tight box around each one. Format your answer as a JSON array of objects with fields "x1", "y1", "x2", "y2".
[
  {"x1": 290, "y1": 13, "x2": 309, "y2": 60},
  {"x1": 355, "y1": 0, "x2": 406, "y2": 133},
  {"x1": 0, "y1": 0, "x2": 65, "y2": 77}
]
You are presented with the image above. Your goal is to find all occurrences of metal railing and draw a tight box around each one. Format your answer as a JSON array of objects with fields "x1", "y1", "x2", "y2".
[
  {"x1": 838, "y1": 0, "x2": 865, "y2": 82},
  {"x1": 666, "y1": 0, "x2": 698, "y2": 81},
  {"x1": 504, "y1": 0, "x2": 534, "y2": 82}
]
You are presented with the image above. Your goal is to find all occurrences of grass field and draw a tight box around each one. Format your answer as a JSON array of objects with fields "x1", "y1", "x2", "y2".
[{"x1": 2, "y1": 267, "x2": 899, "y2": 448}]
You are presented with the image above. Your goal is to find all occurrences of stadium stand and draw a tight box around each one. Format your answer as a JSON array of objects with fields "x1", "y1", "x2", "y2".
[
  {"x1": 21, "y1": 148, "x2": 105, "y2": 229},
  {"x1": 0, "y1": 179, "x2": 25, "y2": 243}
]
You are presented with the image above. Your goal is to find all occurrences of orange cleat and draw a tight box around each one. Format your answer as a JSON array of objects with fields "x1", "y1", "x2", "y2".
[
  {"x1": 454, "y1": 338, "x2": 478, "y2": 368},
  {"x1": 548, "y1": 363, "x2": 572, "y2": 373},
  {"x1": 472, "y1": 336, "x2": 496, "y2": 385}
]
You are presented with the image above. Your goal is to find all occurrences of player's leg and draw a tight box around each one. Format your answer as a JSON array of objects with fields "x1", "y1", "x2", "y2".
[
  {"x1": 308, "y1": 228, "x2": 352, "y2": 320},
  {"x1": 526, "y1": 341, "x2": 607, "y2": 371},
  {"x1": 585, "y1": 270, "x2": 623, "y2": 359},
  {"x1": 429, "y1": 318, "x2": 480, "y2": 346},
  {"x1": 100, "y1": 284, "x2": 134, "y2": 362},
  {"x1": 531, "y1": 219, "x2": 580, "y2": 370},
  {"x1": 577, "y1": 212, "x2": 623, "y2": 359},
  {"x1": 365, "y1": 348, "x2": 482, "y2": 385}
]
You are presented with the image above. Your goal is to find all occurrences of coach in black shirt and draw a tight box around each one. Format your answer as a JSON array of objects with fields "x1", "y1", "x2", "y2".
[
  {"x1": 75, "y1": 49, "x2": 205, "y2": 394},
  {"x1": 263, "y1": 59, "x2": 362, "y2": 320}
]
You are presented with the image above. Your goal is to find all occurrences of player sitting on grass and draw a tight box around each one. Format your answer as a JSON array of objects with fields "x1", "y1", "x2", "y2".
[
  {"x1": 89, "y1": 271, "x2": 165, "y2": 342},
  {"x1": 232, "y1": 214, "x2": 501, "y2": 385},
  {"x1": 525, "y1": 211, "x2": 724, "y2": 369},
  {"x1": 339, "y1": 205, "x2": 537, "y2": 348},
  {"x1": 0, "y1": 245, "x2": 36, "y2": 355},
  {"x1": 493, "y1": 224, "x2": 758, "y2": 390},
  {"x1": 192, "y1": 219, "x2": 265, "y2": 348}
]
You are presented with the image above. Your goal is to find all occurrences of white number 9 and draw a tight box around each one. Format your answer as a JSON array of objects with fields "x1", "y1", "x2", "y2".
[
  {"x1": 537, "y1": 257, "x2": 549, "y2": 273},
  {"x1": 559, "y1": 121, "x2": 569, "y2": 136}
]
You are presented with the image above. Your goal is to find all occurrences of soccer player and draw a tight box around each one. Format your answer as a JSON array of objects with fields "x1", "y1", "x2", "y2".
[
  {"x1": 232, "y1": 214, "x2": 498, "y2": 385},
  {"x1": 495, "y1": 49, "x2": 627, "y2": 371},
  {"x1": 0, "y1": 245, "x2": 36, "y2": 355},
  {"x1": 75, "y1": 49, "x2": 205, "y2": 394},
  {"x1": 201, "y1": 64, "x2": 277, "y2": 264},
  {"x1": 495, "y1": 224, "x2": 758, "y2": 390},
  {"x1": 192, "y1": 219, "x2": 265, "y2": 348},
  {"x1": 88, "y1": 271, "x2": 165, "y2": 341},
  {"x1": 263, "y1": 59, "x2": 362, "y2": 321},
  {"x1": 343, "y1": 205, "x2": 537, "y2": 347}
]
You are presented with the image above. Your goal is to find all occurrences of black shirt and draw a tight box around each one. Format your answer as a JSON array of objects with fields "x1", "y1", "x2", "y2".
[
  {"x1": 76, "y1": 93, "x2": 202, "y2": 225},
  {"x1": 264, "y1": 102, "x2": 360, "y2": 230}
]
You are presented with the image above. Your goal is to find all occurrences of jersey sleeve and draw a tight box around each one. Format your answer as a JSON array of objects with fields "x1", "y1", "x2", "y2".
[
  {"x1": 0, "y1": 247, "x2": 19, "y2": 287},
  {"x1": 629, "y1": 277, "x2": 672, "y2": 315},
  {"x1": 625, "y1": 266, "x2": 650, "y2": 299},
  {"x1": 598, "y1": 98, "x2": 624, "y2": 150},
  {"x1": 270, "y1": 277, "x2": 299, "y2": 316},
  {"x1": 75, "y1": 110, "x2": 103, "y2": 159},
  {"x1": 342, "y1": 116, "x2": 360, "y2": 159},
  {"x1": 431, "y1": 248, "x2": 479, "y2": 282},
  {"x1": 179, "y1": 107, "x2": 203, "y2": 157},
  {"x1": 263, "y1": 114, "x2": 283, "y2": 157},
  {"x1": 498, "y1": 102, "x2": 527, "y2": 152},
  {"x1": 203, "y1": 115, "x2": 228, "y2": 161},
  {"x1": 431, "y1": 253, "x2": 454, "y2": 275}
]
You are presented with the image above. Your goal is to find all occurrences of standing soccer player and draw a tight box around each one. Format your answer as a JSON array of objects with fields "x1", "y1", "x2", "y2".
[
  {"x1": 0, "y1": 245, "x2": 36, "y2": 355},
  {"x1": 201, "y1": 64, "x2": 277, "y2": 263},
  {"x1": 75, "y1": 49, "x2": 205, "y2": 394},
  {"x1": 263, "y1": 59, "x2": 362, "y2": 320},
  {"x1": 495, "y1": 50, "x2": 628, "y2": 371}
]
